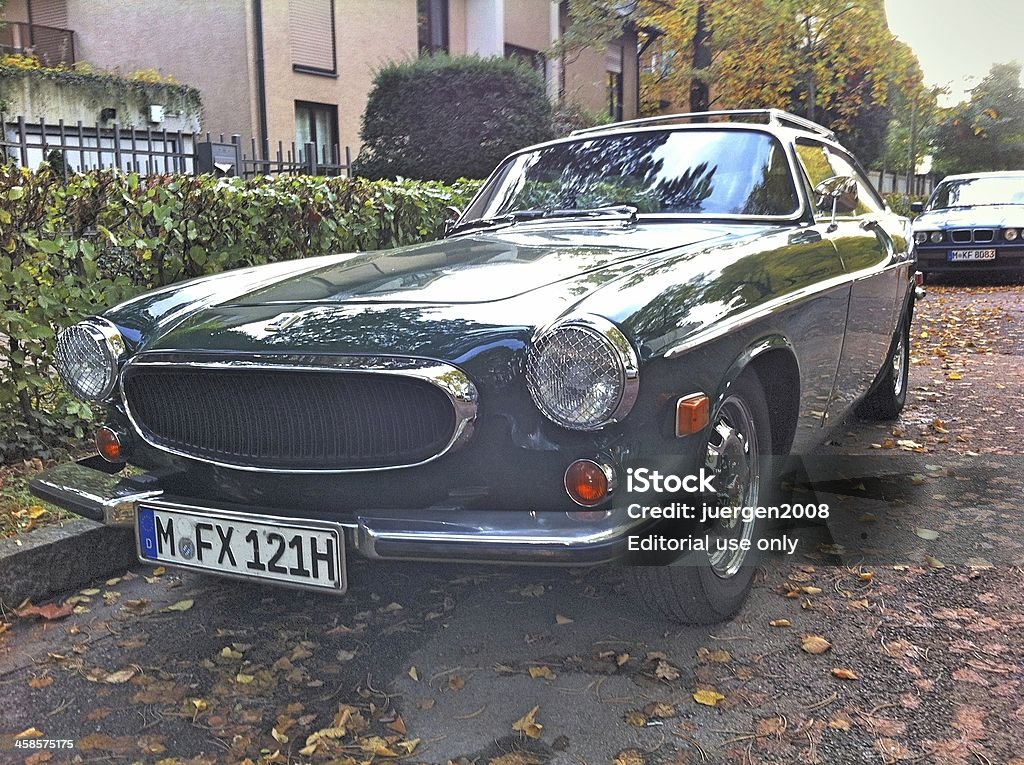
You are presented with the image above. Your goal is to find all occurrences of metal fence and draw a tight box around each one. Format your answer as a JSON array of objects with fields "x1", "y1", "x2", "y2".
[
  {"x1": 0, "y1": 116, "x2": 352, "y2": 178},
  {"x1": 874, "y1": 169, "x2": 935, "y2": 197}
]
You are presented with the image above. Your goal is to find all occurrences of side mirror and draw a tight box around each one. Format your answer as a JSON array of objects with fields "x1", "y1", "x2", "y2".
[
  {"x1": 910, "y1": 201, "x2": 925, "y2": 214},
  {"x1": 813, "y1": 175, "x2": 858, "y2": 228},
  {"x1": 443, "y1": 206, "x2": 462, "y2": 236}
]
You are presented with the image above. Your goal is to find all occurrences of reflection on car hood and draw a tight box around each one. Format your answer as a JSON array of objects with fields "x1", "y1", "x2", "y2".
[
  {"x1": 105, "y1": 223, "x2": 747, "y2": 357},
  {"x1": 913, "y1": 206, "x2": 1024, "y2": 229},
  {"x1": 224, "y1": 224, "x2": 729, "y2": 305}
]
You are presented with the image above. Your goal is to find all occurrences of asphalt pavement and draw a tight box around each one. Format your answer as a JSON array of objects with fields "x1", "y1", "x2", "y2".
[{"x1": 1, "y1": 281, "x2": 1022, "y2": 765}]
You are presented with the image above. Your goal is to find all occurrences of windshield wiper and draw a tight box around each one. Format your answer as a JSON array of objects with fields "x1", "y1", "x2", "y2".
[
  {"x1": 448, "y1": 205, "x2": 638, "y2": 235},
  {"x1": 537, "y1": 205, "x2": 639, "y2": 222},
  {"x1": 446, "y1": 209, "x2": 547, "y2": 235}
]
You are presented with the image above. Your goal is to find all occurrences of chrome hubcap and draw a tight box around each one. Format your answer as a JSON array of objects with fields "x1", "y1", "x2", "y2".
[
  {"x1": 705, "y1": 396, "x2": 760, "y2": 579},
  {"x1": 892, "y1": 333, "x2": 906, "y2": 398}
]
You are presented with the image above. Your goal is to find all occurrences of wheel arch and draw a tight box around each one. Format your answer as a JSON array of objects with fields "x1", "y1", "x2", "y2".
[{"x1": 714, "y1": 335, "x2": 800, "y2": 457}]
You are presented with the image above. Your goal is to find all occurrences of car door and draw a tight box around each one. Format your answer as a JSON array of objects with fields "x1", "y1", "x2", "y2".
[{"x1": 794, "y1": 140, "x2": 902, "y2": 422}]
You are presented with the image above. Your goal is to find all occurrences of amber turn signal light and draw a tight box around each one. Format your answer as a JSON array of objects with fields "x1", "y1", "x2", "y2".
[
  {"x1": 96, "y1": 426, "x2": 125, "y2": 463},
  {"x1": 676, "y1": 393, "x2": 710, "y2": 437},
  {"x1": 564, "y1": 459, "x2": 615, "y2": 507}
]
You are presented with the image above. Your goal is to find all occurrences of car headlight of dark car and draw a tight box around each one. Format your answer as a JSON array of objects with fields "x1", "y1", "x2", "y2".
[
  {"x1": 54, "y1": 318, "x2": 125, "y2": 401},
  {"x1": 526, "y1": 316, "x2": 639, "y2": 431}
]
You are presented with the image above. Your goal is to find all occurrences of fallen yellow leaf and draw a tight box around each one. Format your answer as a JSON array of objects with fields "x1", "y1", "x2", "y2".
[
  {"x1": 235, "y1": 673, "x2": 255, "y2": 684},
  {"x1": 769, "y1": 619, "x2": 791, "y2": 628},
  {"x1": 528, "y1": 665, "x2": 556, "y2": 680},
  {"x1": 831, "y1": 667, "x2": 858, "y2": 681},
  {"x1": 165, "y1": 599, "x2": 194, "y2": 612},
  {"x1": 555, "y1": 614, "x2": 573, "y2": 625},
  {"x1": 15, "y1": 728, "x2": 45, "y2": 739},
  {"x1": 408, "y1": 666, "x2": 420, "y2": 682},
  {"x1": 512, "y1": 705, "x2": 543, "y2": 739},
  {"x1": 103, "y1": 668, "x2": 136, "y2": 684},
  {"x1": 801, "y1": 635, "x2": 832, "y2": 655},
  {"x1": 692, "y1": 688, "x2": 725, "y2": 707}
]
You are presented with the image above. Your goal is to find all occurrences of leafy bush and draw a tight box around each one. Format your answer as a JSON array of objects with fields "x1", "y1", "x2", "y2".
[
  {"x1": 883, "y1": 192, "x2": 929, "y2": 218},
  {"x1": 0, "y1": 165, "x2": 480, "y2": 460},
  {"x1": 354, "y1": 55, "x2": 554, "y2": 183}
]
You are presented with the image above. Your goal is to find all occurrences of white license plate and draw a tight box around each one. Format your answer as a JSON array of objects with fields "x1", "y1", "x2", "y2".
[
  {"x1": 949, "y1": 249, "x2": 996, "y2": 261},
  {"x1": 136, "y1": 502, "x2": 346, "y2": 592}
]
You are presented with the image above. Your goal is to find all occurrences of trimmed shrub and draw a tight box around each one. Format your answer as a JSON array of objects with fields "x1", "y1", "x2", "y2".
[
  {"x1": 354, "y1": 55, "x2": 554, "y2": 183},
  {"x1": 0, "y1": 165, "x2": 480, "y2": 459}
]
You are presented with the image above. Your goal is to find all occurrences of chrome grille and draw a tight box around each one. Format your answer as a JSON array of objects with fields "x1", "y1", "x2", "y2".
[
  {"x1": 123, "y1": 367, "x2": 459, "y2": 471},
  {"x1": 950, "y1": 228, "x2": 995, "y2": 244}
]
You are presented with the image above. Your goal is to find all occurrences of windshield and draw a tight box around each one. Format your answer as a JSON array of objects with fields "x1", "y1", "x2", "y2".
[
  {"x1": 928, "y1": 176, "x2": 1024, "y2": 209},
  {"x1": 462, "y1": 129, "x2": 800, "y2": 222}
]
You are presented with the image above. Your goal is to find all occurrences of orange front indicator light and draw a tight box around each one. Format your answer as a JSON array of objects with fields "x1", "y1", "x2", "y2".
[
  {"x1": 96, "y1": 426, "x2": 125, "y2": 463},
  {"x1": 564, "y1": 459, "x2": 615, "y2": 507},
  {"x1": 676, "y1": 393, "x2": 710, "y2": 437}
]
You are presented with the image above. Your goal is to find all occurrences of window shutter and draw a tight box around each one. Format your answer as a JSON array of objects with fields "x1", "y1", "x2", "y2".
[
  {"x1": 605, "y1": 44, "x2": 623, "y2": 74},
  {"x1": 31, "y1": 0, "x2": 68, "y2": 29},
  {"x1": 289, "y1": 0, "x2": 335, "y2": 72}
]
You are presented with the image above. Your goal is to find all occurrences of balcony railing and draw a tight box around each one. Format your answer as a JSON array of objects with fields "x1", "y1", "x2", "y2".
[{"x1": 0, "y1": 22, "x2": 76, "y2": 67}]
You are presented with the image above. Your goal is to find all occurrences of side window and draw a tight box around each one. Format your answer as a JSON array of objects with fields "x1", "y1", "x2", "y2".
[
  {"x1": 821, "y1": 148, "x2": 883, "y2": 215},
  {"x1": 795, "y1": 142, "x2": 834, "y2": 189}
]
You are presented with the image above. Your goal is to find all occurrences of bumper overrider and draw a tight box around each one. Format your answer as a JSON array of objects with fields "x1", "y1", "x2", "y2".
[{"x1": 30, "y1": 458, "x2": 642, "y2": 566}]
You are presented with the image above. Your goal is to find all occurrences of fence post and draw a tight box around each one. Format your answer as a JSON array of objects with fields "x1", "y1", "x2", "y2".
[
  {"x1": 345, "y1": 146, "x2": 352, "y2": 178},
  {"x1": 305, "y1": 141, "x2": 318, "y2": 175},
  {"x1": 231, "y1": 134, "x2": 242, "y2": 175},
  {"x1": 16, "y1": 116, "x2": 29, "y2": 167}
]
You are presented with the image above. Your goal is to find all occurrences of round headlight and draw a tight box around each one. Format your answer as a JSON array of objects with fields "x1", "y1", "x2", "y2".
[
  {"x1": 914, "y1": 231, "x2": 928, "y2": 245},
  {"x1": 53, "y1": 318, "x2": 125, "y2": 401},
  {"x1": 929, "y1": 231, "x2": 943, "y2": 243},
  {"x1": 1005, "y1": 228, "x2": 1019, "y2": 241},
  {"x1": 526, "y1": 316, "x2": 639, "y2": 431}
]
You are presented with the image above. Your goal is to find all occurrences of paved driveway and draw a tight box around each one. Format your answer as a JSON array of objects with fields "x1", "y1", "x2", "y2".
[{"x1": 1, "y1": 282, "x2": 1022, "y2": 765}]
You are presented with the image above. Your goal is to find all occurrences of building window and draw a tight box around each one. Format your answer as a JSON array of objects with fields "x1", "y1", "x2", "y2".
[
  {"x1": 606, "y1": 44, "x2": 624, "y2": 121},
  {"x1": 504, "y1": 44, "x2": 545, "y2": 75},
  {"x1": 418, "y1": 0, "x2": 448, "y2": 54},
  {"x1": 295, "y1": 101, "x2": 339, "y2": 163},
  {"x1": 608, "y1": 72, "x2": 624, "y2": 122},
  {"x1": 290, "y1": 0, "x2": 337, "y2": 75}
]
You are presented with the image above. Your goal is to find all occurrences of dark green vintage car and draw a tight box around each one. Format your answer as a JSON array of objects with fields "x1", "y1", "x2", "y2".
[{"x1": 33, "y1": 109, "x2": 916, "y2": 624}]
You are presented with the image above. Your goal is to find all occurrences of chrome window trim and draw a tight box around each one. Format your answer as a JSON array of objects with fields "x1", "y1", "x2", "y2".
[
  {"x1": 119, "y1": 353, "x2": 479, "y2": 474},
  {"x1": 527, "y1": 314, "x2": 640, "y2": 430},
  {"x1": 456, "y1": 125, "x2": 811, "y2": 228}
]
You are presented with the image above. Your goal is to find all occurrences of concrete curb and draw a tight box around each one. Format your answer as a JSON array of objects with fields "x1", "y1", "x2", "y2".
[{"x1": 0, "y1": 520, "x2": 136, "y2": 609}]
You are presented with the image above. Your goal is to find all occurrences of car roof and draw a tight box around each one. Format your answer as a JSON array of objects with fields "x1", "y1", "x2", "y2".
[
  {"x1": 939, "y1": 170, "x2": 1024, "y2": 182},
  {"x1": 570, "y1": 108, "x2": 837, "y2": 142}
]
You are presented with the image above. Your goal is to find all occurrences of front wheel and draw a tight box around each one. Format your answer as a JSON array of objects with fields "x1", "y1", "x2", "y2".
[
  {"x1": 627, "y1": 373, "x2": 773, "y2": 625},
  {"x1": 857, "y1": 311, "x2": 910, "y2": 421}
]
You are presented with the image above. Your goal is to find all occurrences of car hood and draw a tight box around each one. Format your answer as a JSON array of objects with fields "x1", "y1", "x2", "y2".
[
  {"x1": 107, "y1": 223, "x2": 740, "y2": 357},
  {"x1": 913, "y1": 206, "x2": 1024, "y2": 229}
]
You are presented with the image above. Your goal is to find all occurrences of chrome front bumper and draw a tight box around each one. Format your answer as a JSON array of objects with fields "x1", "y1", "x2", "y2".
[{"x1": 30, "y1": 459, "x2": 638, "y2": 565}]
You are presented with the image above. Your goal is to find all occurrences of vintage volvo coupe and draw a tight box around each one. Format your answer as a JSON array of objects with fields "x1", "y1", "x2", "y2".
[{"x1": 33, "y1": 109, "x2": 916, "y2": 624}]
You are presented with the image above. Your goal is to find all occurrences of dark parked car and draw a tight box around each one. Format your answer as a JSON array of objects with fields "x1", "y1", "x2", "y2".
[
  {"x1": 33, "y1": 109, "x2": 916, "y2": 624},
  {"x1": 912, "y1": 170, "x2": 1024, "y2": 279}
]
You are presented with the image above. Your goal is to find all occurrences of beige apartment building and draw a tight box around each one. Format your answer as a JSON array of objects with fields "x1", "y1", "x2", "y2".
[{"x1": 1, "y1": 0, "x2": 639, "y2": 164}]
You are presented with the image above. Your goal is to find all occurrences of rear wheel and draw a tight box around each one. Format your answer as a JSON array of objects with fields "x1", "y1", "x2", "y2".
[
  {"x1": 857, "y1": 312, "x2": 910, "y2": 421},
  {"x1": 627, "y1": 373, "x2": 772, "y2": 625}
]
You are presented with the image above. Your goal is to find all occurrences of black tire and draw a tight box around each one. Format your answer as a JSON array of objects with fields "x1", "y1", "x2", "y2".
[
  {"x1": 626, "y1": 372, "x2": 773, "y2": 625},
  {"x1": 857, "y1": 311, "x2": 910, "y2": 421}
]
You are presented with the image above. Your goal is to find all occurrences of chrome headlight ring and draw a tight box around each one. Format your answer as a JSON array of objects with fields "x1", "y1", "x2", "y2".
[
  {"x1": 53, "y1": 317, "x2": 126, "y2": 402},
  {"x1": 526, "y1": 315, "x2": 640, "y2": 431}
]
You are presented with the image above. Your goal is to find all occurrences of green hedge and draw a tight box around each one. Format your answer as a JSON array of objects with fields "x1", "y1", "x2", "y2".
[
  {"x1": 354, "y1": 55, "x2": 554, "y2": 183},
  {"x1": 884, "y1": 192, "x2": 929, "y2": 218},
  {"x1": 0, "y1": 165, "x2": 480, "y2": 460}
]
